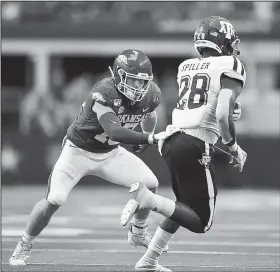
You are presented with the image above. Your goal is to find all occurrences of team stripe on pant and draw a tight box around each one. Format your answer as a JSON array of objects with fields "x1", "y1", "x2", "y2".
[{"x1": 204, "y1": 142, "x2": 215, "y2": 232}]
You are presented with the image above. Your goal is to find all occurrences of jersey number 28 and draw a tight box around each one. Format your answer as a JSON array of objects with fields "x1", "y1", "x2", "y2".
[{"x1": 177, "y1": 73, "x2": 210, "y2": 110}]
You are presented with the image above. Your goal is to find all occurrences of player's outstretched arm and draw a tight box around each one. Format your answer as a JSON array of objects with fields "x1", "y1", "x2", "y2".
[
  {"x1": 92, "y1": 102, "x2": 156, "y2": 145},
  {"x1": 216, "y1": 76, "x2": 247, "y2": 171}
]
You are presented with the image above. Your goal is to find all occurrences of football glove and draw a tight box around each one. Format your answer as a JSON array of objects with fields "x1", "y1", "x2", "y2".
[
  {"x1": 229, "y1": 144, "x2": 247, "y2": 172},
  {"x1": 152, "y1": 125, "x2": 182, "y2": 143},
  {"x1": 151, "y1": 125, "x2": 182, "y2": 155},
  {"x1": 233, "y1": 102, "x2": 241, "y2": 121},
  {"x1": 131, "y1": 144, "x2": 149, "y2": 153}
]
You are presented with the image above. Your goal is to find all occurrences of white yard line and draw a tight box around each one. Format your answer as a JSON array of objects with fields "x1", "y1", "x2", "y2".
[
  {"x1": 2, "y1": 248, "x2": 279, "y2": 256},
  {"x1": 2, "y1": 227, "x2": 279, "y2": 238},
  {"x1": 2, "y1": 236, "x2": 279, "y2": 247}
]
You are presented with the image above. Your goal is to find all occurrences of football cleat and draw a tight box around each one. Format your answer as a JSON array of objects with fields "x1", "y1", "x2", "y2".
[
  {"x1": 9, "y1": 239, "x2": 32, "y2": 266},
  {"x1": 135, "y1": 257, "x2": 172, "y2": 272},
  {"x1": 128, "y1": 223, "x2": 169, "y2": 252},
  {"x1": 121, "y1": 182, "x2": 154, "y2": 226},
  {"x1": 121, "y1": 199, "x2": 140, "y2": 226},
  {"x1": 128, "y1": 223, "x2": 153, "y2": 248}
]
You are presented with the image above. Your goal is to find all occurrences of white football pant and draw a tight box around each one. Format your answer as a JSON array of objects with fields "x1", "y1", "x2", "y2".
[{"x1": 47, "y1": 139, "x2": 158, "y2": 206}]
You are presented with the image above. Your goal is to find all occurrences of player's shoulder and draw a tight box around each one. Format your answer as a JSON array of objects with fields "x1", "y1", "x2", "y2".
[
  {"x1": 215, "y1": 56, "x2": 246, "y2": 87},
  {"x1": 90, "y1": 77, "x2": 120, "y2": 106},
  {"x1": 217, "y1": 56, "x2": 245, "y2": 73}
]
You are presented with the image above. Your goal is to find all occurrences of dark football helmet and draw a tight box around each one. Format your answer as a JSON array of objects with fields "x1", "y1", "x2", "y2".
[
  {"x1": 194, "y1": 16, "x2": 240, "y2": 56},
  {"x1": 109, "y1": 49, "x2": 153, "y2": 101}
]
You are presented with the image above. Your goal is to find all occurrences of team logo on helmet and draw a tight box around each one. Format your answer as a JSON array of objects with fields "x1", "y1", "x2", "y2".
[
  {"x1": 117, "y1": 55, "x2": 128, "y2": 65},
  {"x1": 128, "y1": 50, "x2": 139, "y2": 61},
  {"x1": 219, "y1": 21, "x2": 235, "y2": 39}
]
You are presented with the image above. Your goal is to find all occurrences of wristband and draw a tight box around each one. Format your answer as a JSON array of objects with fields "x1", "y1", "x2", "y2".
[
  {"x1": 222, "y1": 138, "x2": 238, "y2": 152},
  {"x1": 228, "y1": 142, "x2": 238, "y2": 152},
  {"x1": 225, "y1": 138, "x2": 236, "y2": 147},
  {"x1": 148, "y1": 134, "x2": 154, "y2": 145}
]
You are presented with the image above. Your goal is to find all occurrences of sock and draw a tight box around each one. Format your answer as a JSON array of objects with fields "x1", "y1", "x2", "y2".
[
  {"x1": 22, "y1": 231, "x2": 36, "y2": 244},
  {"x1": 151, "y1": 195, "x2": 176, "y2": 218},
  {"x1": 132, "y1": 217, "x2": 147, "y2": 234},
  {"x1": 142, "y1": 227, "x2": 174, "y2": 262}
]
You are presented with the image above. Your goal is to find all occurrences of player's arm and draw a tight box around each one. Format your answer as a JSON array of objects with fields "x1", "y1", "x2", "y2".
[
  {"x1": 216, "y1": 75, "x2": 242, "y2": 145},
  {"x1": 92, "y1": 102, "x2": 156, "y2": 145},
  {"x1": 141, "y1": 111, "x2": 157, "y2": 134},
  {"x1": 216, "y1": 75, "x2": 247, "y2": 171}
]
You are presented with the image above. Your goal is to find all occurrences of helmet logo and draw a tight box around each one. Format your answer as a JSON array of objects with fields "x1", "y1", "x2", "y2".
[
  {"x1": 128, "y1": 50, "x2": 139, "y2": 61},
  {"x1": 117, "y1": 55, "x2": 128, "y2": 65},
  {"x1": 219, "y1": 21, "x2": 235, "y2": 39}
]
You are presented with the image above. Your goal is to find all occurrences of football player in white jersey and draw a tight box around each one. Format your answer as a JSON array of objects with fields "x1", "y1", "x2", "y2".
[{"x1": 121, "y1": 16, "x2": 247, "y2": 272}]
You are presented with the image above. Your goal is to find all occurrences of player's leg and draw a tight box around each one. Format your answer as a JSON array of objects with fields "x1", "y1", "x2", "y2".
[
  {"x1": 134, "y1": 134, "x2": 217, "y2": 271},
  {"x1": 135, "y1": 161, "x2": 180, "y2": 271},
  {"x1": 9, "y1": 140, "x2": 89, "y2": 265},
  {"x1": 95, "y1": 146, "x2": 158, "y2": 248},
  {"x1": 122, "y1": 133, "x2": 217, "y2": 231}
]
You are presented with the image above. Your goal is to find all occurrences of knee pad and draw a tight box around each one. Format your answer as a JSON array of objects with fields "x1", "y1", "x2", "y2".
[{"x1": 47, "y1": 192, "x2": 68, "y2": 206}]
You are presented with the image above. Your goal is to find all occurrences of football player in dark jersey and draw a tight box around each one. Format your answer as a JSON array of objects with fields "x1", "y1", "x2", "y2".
[
  {"x1": 121, "y1": 17, "x2": 247, "y2": 272},
  {"x1": 9, "y1": 49, "x2": 178, "y2": 266}
]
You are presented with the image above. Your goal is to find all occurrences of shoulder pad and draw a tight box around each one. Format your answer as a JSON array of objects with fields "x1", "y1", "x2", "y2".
[
  {"x1": 91, "y1": 79, "x2": 115, "y2": 107},
  {"x1": 219, "y1": 56, "x2": 246, "y2": 87}
]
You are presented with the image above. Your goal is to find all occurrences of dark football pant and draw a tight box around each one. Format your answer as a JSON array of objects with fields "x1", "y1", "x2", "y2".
[{"x1": 162, "y1": 132, "x2": 217, "y2": 232}]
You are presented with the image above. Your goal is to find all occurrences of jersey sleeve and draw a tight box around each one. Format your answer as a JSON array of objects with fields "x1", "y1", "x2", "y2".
[
  {"x1": 90, "y1": 82, "x2": 113, "y2": 107},
  {"x1": 89, "y1": 82, "x2": 116, "y2": 119},
  {"x1": 220, "y1": 56, "x2": 246, "y2": 88},
  {"x1": 149, "y1": 82, "x2": 161, "y2": 112}
]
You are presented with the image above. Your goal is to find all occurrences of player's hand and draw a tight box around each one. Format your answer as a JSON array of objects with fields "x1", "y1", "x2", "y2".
[
  {"x1": 153, "y1": 125, "x2": 182, "y2": 143},
  {"x1": 229, "y1": 145, "x2": 247, "y2": 172},
  {"x1": 233, "y1": 102, "x2": 241, "y2": 121},
  {"x1": 131, "y1": 144, "x2": 149, "y2": 153}
]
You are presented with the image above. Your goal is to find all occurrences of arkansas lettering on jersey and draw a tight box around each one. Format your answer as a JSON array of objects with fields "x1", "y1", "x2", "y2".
[
  {"x1": 67, "y1": 77, "x2": 161, "y2": 153},
  {"x1": 173, "y1": 56, "x2": 246, "y2": 138}
]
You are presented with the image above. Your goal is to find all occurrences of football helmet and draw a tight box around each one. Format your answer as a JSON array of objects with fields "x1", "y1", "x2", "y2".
[
  {"x1": 194, "y1": 16, "x2": 240, "y2": 56},
  {"x1": 109, "y1": 49, "x2": 153, "y2": 101}
]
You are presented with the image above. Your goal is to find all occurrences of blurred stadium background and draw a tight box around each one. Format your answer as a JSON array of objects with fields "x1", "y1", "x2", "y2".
[
  {"x1": 1, "y1": 1, "x2": 280, "y2": 188},
  {"x1": 1, "y1": 2, "x2": 280, "y2": 271}
]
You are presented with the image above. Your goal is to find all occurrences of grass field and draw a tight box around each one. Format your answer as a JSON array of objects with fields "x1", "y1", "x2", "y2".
[{"x1": 1, "y1": 185, "x2": 280, "y2": 272}]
